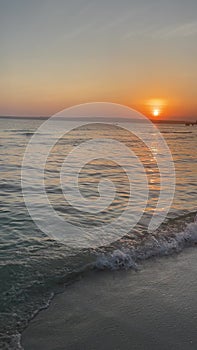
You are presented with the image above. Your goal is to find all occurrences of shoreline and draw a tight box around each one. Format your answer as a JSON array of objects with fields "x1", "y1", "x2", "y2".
[{"x1": 22, "y1": 247, "x2": 197, "y2": 350}]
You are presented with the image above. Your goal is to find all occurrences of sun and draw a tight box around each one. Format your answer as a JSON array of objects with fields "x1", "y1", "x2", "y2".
[
  {"x1": 153, "y1": 109, "x2": 160, "y2": 117},
  {"x1": 146, "y1": 98, "x2": 167, "y2": 118}
]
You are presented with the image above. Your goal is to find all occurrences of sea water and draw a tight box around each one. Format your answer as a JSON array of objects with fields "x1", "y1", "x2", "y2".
[{"x1": 0, "y1": 117, "x2": 196, "y2": 349}]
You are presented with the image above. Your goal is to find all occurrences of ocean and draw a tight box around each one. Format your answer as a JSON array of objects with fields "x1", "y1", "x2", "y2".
[{"x1": 0, "y1": 117, "x2": 196, "y2": 349}]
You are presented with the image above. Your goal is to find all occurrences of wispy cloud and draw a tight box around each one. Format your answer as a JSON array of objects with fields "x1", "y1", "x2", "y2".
[
  {"x1": 94, "y1": 10, "x2": 138, "y2": 34},
  {"x1": 152, "y1": 21, "x2": 197, "y2": 39},
  {"x1": 123, "y1": 20, "x2": 197, "y2": 41}
]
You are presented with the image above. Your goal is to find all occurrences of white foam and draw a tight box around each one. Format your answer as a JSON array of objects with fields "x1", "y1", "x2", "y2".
[
  {"x1": 95, "y1": 219, "x2": 197, "y2": 270},
  {"x1": 95, "y1": 249, "x2": 137, "y2": 270},
  {"x1": 9, "y1": 332, "x2": 24, "y2": 350}
]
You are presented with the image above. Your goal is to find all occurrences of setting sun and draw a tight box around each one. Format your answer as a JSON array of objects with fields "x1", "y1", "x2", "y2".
[
  {"x1": 153, "y1": 109, "x2": 160, "y2": 117},
  {"x1": 145, "y1": 99, "x2": 167, "y2": 119}
]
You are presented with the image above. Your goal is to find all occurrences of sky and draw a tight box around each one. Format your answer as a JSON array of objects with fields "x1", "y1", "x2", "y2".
[{"x1": 0, "y1": 0, "x2": 197, "y2": 119}]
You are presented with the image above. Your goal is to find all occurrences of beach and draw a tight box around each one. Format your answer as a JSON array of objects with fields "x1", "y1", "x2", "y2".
[
  {"x1": 1, "y1": 1, "x2": 197, "y2": 348},
  {"x1": 22, "y1": 247, "x2": 197, "y2": 350}
]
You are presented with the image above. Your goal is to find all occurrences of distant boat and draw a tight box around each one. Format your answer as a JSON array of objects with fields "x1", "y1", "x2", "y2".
[{"x1": 185, "y1": 120, "x2": 197, "y2": 126}]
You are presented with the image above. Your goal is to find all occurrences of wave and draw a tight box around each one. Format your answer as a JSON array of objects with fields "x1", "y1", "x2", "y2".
[
  {"x1": 95, "y1": 215, "x2": 197, "y2": 270},
  {"x1": 6, "y1": 130, "x2": 50, "y2": 137},
  {"x1": 161, "y1": 131, "x2": 193, "y2": 134}
]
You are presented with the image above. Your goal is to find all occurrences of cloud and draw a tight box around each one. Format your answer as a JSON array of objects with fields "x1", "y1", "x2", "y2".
[
  {"x1": 122, "y1": 20, "x2": 197, "y2": 41},
  {"x1": 153, "y1": 21, "x2": 197, "y2": 39}
]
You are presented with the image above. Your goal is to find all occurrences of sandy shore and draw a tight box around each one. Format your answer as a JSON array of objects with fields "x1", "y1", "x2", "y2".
[{"x1": 22, "y1": 248, "x2": 197, "y2": 350}]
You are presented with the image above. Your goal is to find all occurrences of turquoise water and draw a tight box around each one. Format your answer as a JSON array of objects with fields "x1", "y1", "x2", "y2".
[{"x1": 0, "y1": 117, "x2": 196, "y2": 349}]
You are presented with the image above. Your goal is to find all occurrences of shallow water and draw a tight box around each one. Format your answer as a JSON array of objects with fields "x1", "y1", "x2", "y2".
[{"x1": 0, "y1": 117, "x2": 196, "y2": 349}]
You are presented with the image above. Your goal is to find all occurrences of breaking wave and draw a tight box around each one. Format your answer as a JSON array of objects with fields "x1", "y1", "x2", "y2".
[{"x1": 95, "y1": 216, "x2": 197, "y2": 270}]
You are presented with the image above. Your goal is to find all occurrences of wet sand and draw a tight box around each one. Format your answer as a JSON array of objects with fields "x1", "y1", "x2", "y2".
[{"x1": 22, "y1": 248, "x2": 197, "y2": 350}]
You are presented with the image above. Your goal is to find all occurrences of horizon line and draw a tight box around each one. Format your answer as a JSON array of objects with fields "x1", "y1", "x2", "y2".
[{"x1": 0, "y1": 115, "x2": 197, "y2": 124}]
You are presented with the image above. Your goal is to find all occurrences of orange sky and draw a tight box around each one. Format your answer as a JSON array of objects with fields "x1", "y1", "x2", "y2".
[{"x1": 0, "y1": 1, "x2": 197, "y2": 120}]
